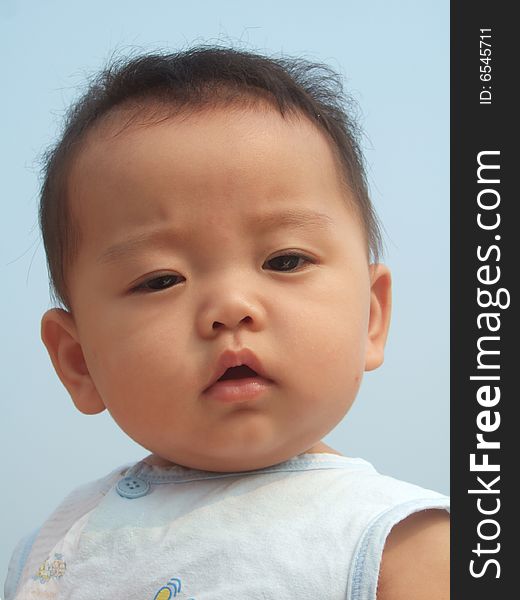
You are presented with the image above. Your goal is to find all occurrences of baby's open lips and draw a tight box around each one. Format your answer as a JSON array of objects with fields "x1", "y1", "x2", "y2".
[
  {"x1": 203, "y1": 348, "x2": 273, "y2": 392},
  {"x1": 217, "y1": 365, "x2": 258, "y2": 381}
]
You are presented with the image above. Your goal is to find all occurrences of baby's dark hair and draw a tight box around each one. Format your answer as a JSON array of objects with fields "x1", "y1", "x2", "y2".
[{"x1": 39, "y1": 45, "x2": 383, "y2": 309}]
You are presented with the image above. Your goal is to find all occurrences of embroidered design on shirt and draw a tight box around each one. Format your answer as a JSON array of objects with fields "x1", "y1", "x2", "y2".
[
  {"x1": 152, "y1": 576, "x2": 195, "y2": 599},
  {"x1": 32, "y1": 553, "x2": 67, "y2": 584}
]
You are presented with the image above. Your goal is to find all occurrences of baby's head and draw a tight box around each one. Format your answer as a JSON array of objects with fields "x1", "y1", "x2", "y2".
[{"x1": 40, "y1": 47, "x2": 392, "y2": 472}]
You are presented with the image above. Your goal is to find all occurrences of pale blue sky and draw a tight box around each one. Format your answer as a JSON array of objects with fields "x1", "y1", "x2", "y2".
[{"x1": 1, "y1": 0, "x2": 449, "y2": 584}]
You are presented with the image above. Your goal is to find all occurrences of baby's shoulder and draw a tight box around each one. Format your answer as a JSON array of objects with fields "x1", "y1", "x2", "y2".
[{"x1": 377, "y1": 509, "x2": 450, "y2": 600}]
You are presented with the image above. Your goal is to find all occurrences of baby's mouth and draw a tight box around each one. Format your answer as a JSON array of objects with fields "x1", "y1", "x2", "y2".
[
  {"x1": 204, "y1": 363, "x2": 273, "y2": 403},
  {"x1": 217, "y1": 365, "x2": 259, "y2": 381},
  {"x1": 203, "y1": 347, "x2": 273, "y2": 397}
]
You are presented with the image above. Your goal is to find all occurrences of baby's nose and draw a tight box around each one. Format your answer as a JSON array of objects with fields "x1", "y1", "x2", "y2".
[{"x1": 195, "y1": 289, "x2": 266, "y2": 338}]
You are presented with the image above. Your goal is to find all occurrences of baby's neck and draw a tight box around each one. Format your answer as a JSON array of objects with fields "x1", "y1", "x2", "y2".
[{"x1": 143, "y1": 443, "x2": 342, "y2": 468}]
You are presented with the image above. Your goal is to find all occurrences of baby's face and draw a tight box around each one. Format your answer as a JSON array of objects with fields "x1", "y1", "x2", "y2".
[{"x1": 47, "y1": 105, "x2": 390, "y2": 472}]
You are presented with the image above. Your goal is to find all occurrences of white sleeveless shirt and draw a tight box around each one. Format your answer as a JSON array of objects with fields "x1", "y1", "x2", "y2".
[{"x1": 5, "y1": 453, "x2": 449, "y2": 600}]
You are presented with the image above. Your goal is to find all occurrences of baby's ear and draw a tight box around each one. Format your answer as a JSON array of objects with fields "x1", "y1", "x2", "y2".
[
  {"x1": 41, "y1": 308, "x2": 106, "y2": 415},
  {"x1": 365, "y1": 264, "x2": 392, "y2": 371}
]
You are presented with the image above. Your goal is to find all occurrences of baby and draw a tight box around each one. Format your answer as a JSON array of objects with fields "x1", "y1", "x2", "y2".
[{"x1": 5, "y1": 47, "x2": 449, "y2": 600}]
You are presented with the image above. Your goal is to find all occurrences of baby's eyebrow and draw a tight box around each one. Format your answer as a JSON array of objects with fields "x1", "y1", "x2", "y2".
[
  {"x1": 96, "y1": 209, "x2": 334, "y2": 265},
  {"x1": 252, "y1": 209, "x2": 335, "y2": 233},
  {"x1": 96, "y1": 228, "x2": 188, "y2": 265}
]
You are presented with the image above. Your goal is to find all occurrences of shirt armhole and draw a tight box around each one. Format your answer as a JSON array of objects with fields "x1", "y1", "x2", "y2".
[
  {"x1": 3, "y1": 527, "x2": 40, "y2": 600},
  {"x1": 346, "y1": 497, "x2": 450, "y2": 600}
]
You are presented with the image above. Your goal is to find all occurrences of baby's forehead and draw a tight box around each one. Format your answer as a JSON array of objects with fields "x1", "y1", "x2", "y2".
[
  {"x1": 72, "y1": 101, "x2": 354, "y2": 217},
  {"x1": 67, "y1": 105, "x2": 365, "y2": 255},
  {"x1": 71, "y1": 102, "x2": 348, "y2": 194}
]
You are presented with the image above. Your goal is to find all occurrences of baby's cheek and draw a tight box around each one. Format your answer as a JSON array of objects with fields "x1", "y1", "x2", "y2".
[{"x1": 318, "y1": 318, "x2": 367, "y2": 367}]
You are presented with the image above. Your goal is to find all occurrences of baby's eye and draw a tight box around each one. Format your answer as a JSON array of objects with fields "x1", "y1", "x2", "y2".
[
  {"x1": 133, "y1": 273, "x2": 184, "y2": 292},
  {"x1": 263, "y1": 253, "x2": 313, "y2": 272}
]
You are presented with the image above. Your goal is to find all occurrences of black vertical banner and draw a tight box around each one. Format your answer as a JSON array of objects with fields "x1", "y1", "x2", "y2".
[{"x1": 451, "y1": 2, "x2": 515, "y2": 597}]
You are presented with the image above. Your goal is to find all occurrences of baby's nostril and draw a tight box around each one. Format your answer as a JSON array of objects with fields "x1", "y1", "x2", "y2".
[{"x1": 218, "y1": 365, "x2": 257, "y2": 381}]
